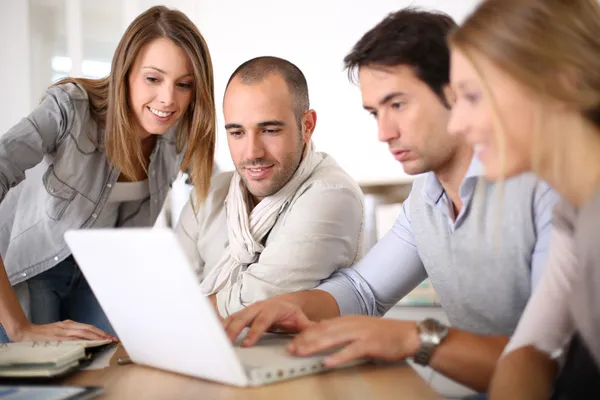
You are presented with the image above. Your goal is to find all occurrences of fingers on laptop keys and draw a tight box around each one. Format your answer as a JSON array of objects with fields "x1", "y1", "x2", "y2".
[
  {"x1": 224, "y1": 300, "x2": 313, "y2": 347},
  {"x1": 290, "y1": 317, "x2": 411, "y2": 368},
  {"x1": 223, "y1": 304, "x2": 262, "y2": 344},
  {"x1": 223, "y1": 300, "x2": 291, "y2": 346},
  {"x1": 290, "y1": 325, "x2": 357, "y2": 368}
]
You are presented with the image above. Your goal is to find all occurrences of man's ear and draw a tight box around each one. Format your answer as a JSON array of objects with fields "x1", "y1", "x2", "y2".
[
  {"x1": 443, "y1": 84, "x2": 456, "y2": 108},
  {"x1": 301, "y1": 109, "x2": 317, "y2": 143}
]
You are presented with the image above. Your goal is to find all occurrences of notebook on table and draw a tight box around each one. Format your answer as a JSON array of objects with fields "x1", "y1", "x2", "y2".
[
  {"x1": 64, "y1": 228, "x2": 366, "y2": 387},
  {"x1": 0, "y1": 385, "x2": 103, "y2": 400},
  {"x1": 0, "y1": 340, "x2": 113, "y2": 378}
]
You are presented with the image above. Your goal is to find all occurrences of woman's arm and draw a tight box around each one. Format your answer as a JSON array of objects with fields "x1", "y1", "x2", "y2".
[
  {"x1": 490, "y1": 346, "x2": 557, "y2": 400},
  {"x1": 0, "y1": 86, "x2": 77, "y2": 201},
  {"x1": 490, "y1": 223, "x2": 577, "y2": 399},
  {"x1": 0, "y1": 84, "x2": 113, "y2": 341}
]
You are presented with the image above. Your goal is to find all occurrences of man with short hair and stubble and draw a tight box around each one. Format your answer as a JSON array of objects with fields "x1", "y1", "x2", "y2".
[
  {"x1": 222, "y1": 9, "x2": 558, "y2": 397},
  {"x1": 175, "y1": 56, "x2": 364, "y2": 318}
]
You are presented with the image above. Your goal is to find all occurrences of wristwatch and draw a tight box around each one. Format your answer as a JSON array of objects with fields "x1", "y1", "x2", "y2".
[{"x1": 413, "y1": 318, "x2": 449, "y2": 366}]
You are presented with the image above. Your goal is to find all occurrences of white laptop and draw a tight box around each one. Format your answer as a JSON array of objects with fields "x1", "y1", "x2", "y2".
[{"x1": 64, "y1": 228, "x2": 363, "y2": 387}]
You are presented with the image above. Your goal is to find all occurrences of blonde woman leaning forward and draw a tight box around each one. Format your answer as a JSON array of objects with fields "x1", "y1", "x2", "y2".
[
  {"x1": 448, "y1": 1, "x2": 600, "y2": 399},
  {"x1": 0, "y1": 5, "x2": 216, "y2": 343}
]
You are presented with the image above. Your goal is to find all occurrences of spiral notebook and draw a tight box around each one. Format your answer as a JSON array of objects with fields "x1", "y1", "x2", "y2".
[
  {"x1": 0, "y1": 340, "x2": 113, "y2": 378},
  {"x1": 0, "y1": 385, "x2": 103, "y2": 400}
]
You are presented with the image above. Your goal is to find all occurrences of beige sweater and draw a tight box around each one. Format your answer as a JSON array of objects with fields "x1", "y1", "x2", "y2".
[{"x1": 175, "y1": 153, "x2": 364, "y2": 317}]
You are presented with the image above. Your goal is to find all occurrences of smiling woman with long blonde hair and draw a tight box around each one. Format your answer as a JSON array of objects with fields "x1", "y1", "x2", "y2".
[
  {"x1": 0, "y1": 5, "x2": 215, "y2": 343},
  {"x1": 447, "y1": 0, "x2": 600, "y2": 398}
]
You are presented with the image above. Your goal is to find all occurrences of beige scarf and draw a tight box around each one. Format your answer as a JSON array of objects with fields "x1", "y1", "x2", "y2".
[{"x1": 199, "y1": 142, "x2": 323, "y2": 295}]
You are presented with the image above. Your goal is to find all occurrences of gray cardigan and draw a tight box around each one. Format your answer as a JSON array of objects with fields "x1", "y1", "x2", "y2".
[{"x1": 0, "y1": 83, "x2": 183, "y2": 285}]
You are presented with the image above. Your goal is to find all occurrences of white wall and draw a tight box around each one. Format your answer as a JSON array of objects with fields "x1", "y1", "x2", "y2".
[
  {"x1": 191, "y1": 0, "x2": 480, "y2": 184},
  {"x1": 29, "y1": 0, "x2": 62, "y2": 108},
  {"x1": 0, "y1": 0, "x2": 31, "y2": 134},
  {"x1": 1, "y1": 0, "x2": 480, "y2": 184}
]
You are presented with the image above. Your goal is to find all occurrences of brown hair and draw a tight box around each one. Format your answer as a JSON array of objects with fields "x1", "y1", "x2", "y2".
[
  {"x1": 344, "y1": 8, "x2": 457, "y2": 108},
  {"x1": 54, "y1": 5, "x2": 216, "y2": 201},
  {"x1": 450, "y1": 0, "x2": 600, "y2": 129}
]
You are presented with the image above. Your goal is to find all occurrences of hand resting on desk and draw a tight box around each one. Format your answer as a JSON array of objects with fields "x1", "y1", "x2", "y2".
[{"x1": 8, "y1": 319, "x2": 116, "y2": 342}]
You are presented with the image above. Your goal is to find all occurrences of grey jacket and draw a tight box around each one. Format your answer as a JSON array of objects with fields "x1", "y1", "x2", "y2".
[{"x1": 0, "y1": 83, "x2": 183, "y2": 285}]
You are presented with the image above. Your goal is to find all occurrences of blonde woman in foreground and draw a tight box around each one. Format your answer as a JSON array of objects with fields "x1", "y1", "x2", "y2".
[
  {"x1": 448, "y1": 0, "x2": 600, "y2": 399},
  {"x1": 0, "y1": 5, "x2": 216, "y2": 343}
]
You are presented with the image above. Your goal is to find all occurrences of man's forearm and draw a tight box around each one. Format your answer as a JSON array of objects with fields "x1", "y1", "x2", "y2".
[
  {"x1": 427, "y1": 328, "x2": 509, "y2": 393},
  {"x1": 278, "y1": 289, "x2": 341, "y2": 321},
  {"x1": 488, "y1": 346, "x2": 557, "y2": 400},
  {"x1": 208, "y1": 294, "x2": 224, "y2": 321}
]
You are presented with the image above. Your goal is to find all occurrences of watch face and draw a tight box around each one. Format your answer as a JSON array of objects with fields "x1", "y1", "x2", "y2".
[
  {"x1": 418, "y1": 319, "x2": 449, "y2": 345},
  {"x1": 421, "y1": 331, "x2": 442, "y2": 345},
  {"x1": 421, "y1": 318, "x2": 440, "y2": 331}
]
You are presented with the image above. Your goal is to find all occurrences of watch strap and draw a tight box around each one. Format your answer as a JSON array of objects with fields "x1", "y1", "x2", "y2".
[{"x1": 413, "y1": 342, "x2": 437, "y2": 366}]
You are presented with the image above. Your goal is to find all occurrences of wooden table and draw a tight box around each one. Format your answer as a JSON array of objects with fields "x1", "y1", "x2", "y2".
[{"x1": 62, "y1": 348, "x2": 442, "y2": 399}]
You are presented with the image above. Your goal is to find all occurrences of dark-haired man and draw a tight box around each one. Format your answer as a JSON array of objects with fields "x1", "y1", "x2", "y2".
[
  {"x1": 223, "y1": 9, "x2": 557, "y2": 394},
  {"x1": 175, "y1": 56, "x2": 364, "y2": 318}
]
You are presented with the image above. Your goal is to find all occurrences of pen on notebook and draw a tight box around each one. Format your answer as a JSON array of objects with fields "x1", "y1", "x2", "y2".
[{"x1": 117, "y1": 357, "x2": 133, "y2": 365}]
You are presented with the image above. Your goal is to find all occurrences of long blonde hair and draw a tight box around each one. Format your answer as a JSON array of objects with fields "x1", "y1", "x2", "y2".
[
  {"x1": 449, "y1": 0, "x2": 600, "y2": 192},
  {"x1": 450, "y1": 0, "x2": 600, "y2": 125},
  {"x1": 54, "y1": 6, "x2": 216, "y2": 202}
]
